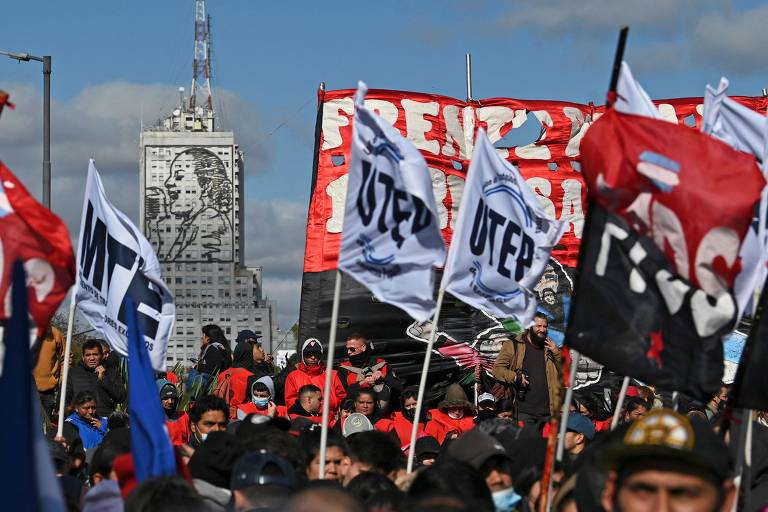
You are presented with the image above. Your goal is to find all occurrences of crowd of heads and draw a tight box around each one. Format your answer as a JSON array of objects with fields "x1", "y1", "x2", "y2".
[{"x1": 34, "y1": 321, "x2": 763, "y2": 512}]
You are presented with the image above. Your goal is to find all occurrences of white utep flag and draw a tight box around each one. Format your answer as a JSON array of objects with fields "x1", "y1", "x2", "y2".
[
  {"x1": 75, "y1": 160, "x2": 175, "y2": 370},
  {"x1": 615, "y1": 61, "x2": 663, "y2": 120},
  {"x1": 702, "y1": 77, "x2": 768, "y2": 319},
  {"x1": 338, "y1": 82, "x2": 446, "y2": 322},
  {"x1": 443, "y1": 130, "x2": 565, "y2": 326}
]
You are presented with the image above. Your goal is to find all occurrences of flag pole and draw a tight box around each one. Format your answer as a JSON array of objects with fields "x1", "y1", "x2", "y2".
[
  {"x1": 606, "y1": 26, "x2": 630, "y2": 108},
  {"x1": 406, "y1": 287, "x2": 446, "y2": 474},
  {"x1": 730, "y1": 408, "x2": 752, "y2": 512},
  {"x1": 318, "y1": 269, "x2": 342, "y2": 479},
  {"x1": 540, "y1": 349, "x2": 579, "y2": 512},
  {"x1": 610, "y1": 376, "x2": 631, "y2": 430},
  {"x1": 56, "y1": 293, "x2": 77, "y2": 438}
]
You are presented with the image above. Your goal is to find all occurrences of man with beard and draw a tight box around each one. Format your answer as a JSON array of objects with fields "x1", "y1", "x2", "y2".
[
  {"x1": 338, "y1": 333, "x2": 401, "y2": 414},
  {"x1": 493, "y1": 312, "x2": 563, "y2": 429}
]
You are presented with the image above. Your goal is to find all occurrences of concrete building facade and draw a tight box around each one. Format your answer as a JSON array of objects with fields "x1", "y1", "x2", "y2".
[{"x1": 139, "y1": 106, "x2": 275, "y2": 365}]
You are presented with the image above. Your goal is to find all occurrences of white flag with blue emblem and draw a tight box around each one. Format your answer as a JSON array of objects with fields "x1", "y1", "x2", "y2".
[
  {"x1": 338, "y1": 82, "x2": 446, "y2": 322},
  {"x1": 443, "y1": 130, "x2": 565, "y2": 326}
]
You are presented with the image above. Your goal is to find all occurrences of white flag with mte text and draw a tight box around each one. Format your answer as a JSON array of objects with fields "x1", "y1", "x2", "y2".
[
  {"x1": 338, "y1": 82, "x2": 446, "y2": 322},
  {"x1": 75, "y1": 160, "x2": 175, "y2": 371},
  {"x1": 443, "y1": 130, "x2": 565, "y2": 326}
]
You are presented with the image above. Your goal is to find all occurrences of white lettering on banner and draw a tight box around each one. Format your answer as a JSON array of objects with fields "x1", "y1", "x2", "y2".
[
  {"x1": 560, "y1": 179, "x2": 584, "y2": 237},
  {"x1": 364, "y1": 99, "x2": 399, "y2": 127},
  {"x1": 477, "y1": 106, "x2": 526, "y2": 159},
  {"x1": 325, "y1": 174, "x2": 348, "y2": 234},
  {"x1": 526, "y1": 177, "x2": 557, "y2": 220},
  {"x1": 564, "y1": 107, "x2": 587, "y2": 158},
  {"x1": 447, "y1": 174, "x2": 465, "y2": 230},
  {"x1": 657, "y1": 104, "x2": 678, "y2": 124},
  {"x1": 322, "y1": 98, "x2": 355, "y2": 150},
  {"x1": 596, "y1": 217, "x2": 736, "y2": 337},
  {"x1": 0, "y1": 240, "x2": 56, "y2": 316},
  {"x1": 429, "y1": 168, "x2": 448, "y2": 229},
  {"x1": 443, "y1": 105, "x2": 475, "y2": 159},
  {"x1": 650, "y1": 201, "x2": 690, "y2": 280},
  {"x1": 327, "y1": 173, "x2": 583, "y2": 238},
  {"x1": 401, "y1": 99, "x2": 440, "y2": 155}
]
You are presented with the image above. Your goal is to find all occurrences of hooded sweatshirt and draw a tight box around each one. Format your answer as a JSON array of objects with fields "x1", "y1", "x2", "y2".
[
  {"x1": 215, "y1": 342, "x2": 255, "y2": 418},
  {"x1": 157, "y1": 379, "x2": 190, "y2": 445},
  {"x1": 284, "y1": 339, "x2": 346, "y2": 411}
]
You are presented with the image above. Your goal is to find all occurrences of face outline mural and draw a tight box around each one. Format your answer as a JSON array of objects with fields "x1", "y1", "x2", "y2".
[{"x1": 145, "y1": 147, "x2": 234, "y2": 263}]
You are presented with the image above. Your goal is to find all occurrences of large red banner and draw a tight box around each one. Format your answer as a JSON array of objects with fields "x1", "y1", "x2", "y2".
[{"x1": 304, "y1": 88, "x2": 767, "y2": 272}]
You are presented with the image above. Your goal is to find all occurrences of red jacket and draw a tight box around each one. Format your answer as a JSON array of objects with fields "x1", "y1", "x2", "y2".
[
  {"x1": 424, "y1": 408, "x2": 475, "y2": 444},
  {"x1": 284, "y1": 363, "x2": 346, "y2": 412},
  {"x1": 338, "y1": 358, "x2": 389, "y2": 388},
  {"x1": 216, "y1": 367, "x2": 254, "y2": 419},
  {"x1": 166, "y1": 412, "x2": 191, "y2": 446},
  {"x1": 375, "y1": 411, "x2": 425, "y2": 449}
]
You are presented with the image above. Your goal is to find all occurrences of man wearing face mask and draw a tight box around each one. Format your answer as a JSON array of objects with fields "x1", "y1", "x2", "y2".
[
  {"x1": 375, "y1": 387, "x2": 426, "y2": 449},
  {"x1": 493, "y1": 312, "x2": 564, "y2": 430},
  {"x1": 236, "y1": 376, "x2": 287, "y2": 420},
  {"x1": 188, "y1": 395, "x2": 229, "y2": 448},
  {"x1": 284, "y1": 338, "x2": 346, "y2": 414},
  {"x1": 425, "y1": 383, "x2": 477, "y2": 444},
  {"x1": 157, "y1": 378, "x2": 191, "y2": 445},
  {"x1": 706, "y1": 384, "x2": 728, "y2": 420},
  {"x1": 475, "y1": 393, "x2": 500, "y2": 424},
  {"x1": 338, "y1": 334, "x2": 402, "y2": 414}
]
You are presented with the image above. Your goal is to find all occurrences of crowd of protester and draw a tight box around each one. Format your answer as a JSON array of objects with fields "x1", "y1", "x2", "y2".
[{"x1": 33, "y1": 316, "x2": 768, "y2": 511}]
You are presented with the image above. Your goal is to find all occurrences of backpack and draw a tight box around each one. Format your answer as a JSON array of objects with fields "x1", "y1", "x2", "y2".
[{"x1": 213, "y1": 372, "x2": 238, "y2": 419}]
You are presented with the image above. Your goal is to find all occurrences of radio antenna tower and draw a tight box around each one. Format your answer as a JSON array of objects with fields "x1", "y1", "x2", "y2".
[{"x1": 189, "y1": 0, "x2": 213, "y2": 114}]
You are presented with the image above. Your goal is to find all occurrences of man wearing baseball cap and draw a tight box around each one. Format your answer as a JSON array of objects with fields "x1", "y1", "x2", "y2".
[
  {"x1": 230, "y1": 450, "x2": 296, "y2": 511},
  {"x1": 564, "y1": 412, "x2": 595, "y2": 462},
  {"x1": 601, "y1": 408, "x2": 736, "y2": 512}
]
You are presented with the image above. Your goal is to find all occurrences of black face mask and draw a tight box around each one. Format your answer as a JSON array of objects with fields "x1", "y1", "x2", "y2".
[
  {"x1": 349, "y1": 350, "x2": 370, "y2": 366},
  {"x1": 476, "y1": 410, "x2": 497, "y2": 422},
  {"x1": 402, "y1": 408, "x2": 416, "y2": 423}
]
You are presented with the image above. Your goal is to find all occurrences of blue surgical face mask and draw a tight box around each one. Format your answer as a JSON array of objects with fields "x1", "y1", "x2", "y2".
[
  {"x1": 492, "y1": 487, "x2": 522, "y2": 512},
  {"x1": 199, "y1": 432, "x2": 208, "y2": 442},
  {"x1": 253, "y1": 397, "x2": 269, "y2": 408}
]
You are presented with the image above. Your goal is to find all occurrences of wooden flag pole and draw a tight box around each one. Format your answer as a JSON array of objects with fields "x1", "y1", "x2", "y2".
[
  {"x1": 318, "y1": 270, "x2": 342, "y2": 479},
  {"x1": 406, "y1": 287, "x2": 446, "y2": 474},
  {"x1": 56, "y1": 293, "x2": 77, "y2": 437},
  {"x1": 610, "y1": 376, "x2": 631, "y2": 430}
]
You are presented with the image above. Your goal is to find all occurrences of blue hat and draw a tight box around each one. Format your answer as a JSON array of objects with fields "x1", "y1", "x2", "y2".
[{"x1": 566, "y1": 413, "x2": 595, "y2": 440}]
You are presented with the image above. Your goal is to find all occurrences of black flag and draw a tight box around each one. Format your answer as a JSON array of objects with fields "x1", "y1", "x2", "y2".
[{"x1": 566, "y1": 206, "x2": 733, "y2": 401}]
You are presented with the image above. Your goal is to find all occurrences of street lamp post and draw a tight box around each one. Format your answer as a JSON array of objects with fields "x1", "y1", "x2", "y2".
[{"x1": 0, "y1": 50, "x2": 51, "y2": 209}]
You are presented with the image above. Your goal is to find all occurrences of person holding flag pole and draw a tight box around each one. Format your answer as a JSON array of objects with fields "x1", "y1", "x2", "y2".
[{"x1": 322, "y1": 81, "x2": 446, "y2": 478}]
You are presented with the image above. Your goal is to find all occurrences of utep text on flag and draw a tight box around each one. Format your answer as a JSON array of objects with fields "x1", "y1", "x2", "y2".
[
  {"x1": 75, "y1": 160, "x2": 175, "y2": 371},
  {"x1": 566, "y1": 108, "x2": 765, "y2": 401},
  {"x1": 127, "y1": 297, "x2": 176, "y2": 481},
  {"x1": 0, "y1": 261, "x2": 65, "y2": 511},
  {"x1": 0, "y1": 161, "x2": 74, "y2": 337},
  {"x1": 443, "y1": 130, "x2": 564, "y2": 326},
  {"x1": 338, "y1": 82, "x2": 446, "y2": 322}
]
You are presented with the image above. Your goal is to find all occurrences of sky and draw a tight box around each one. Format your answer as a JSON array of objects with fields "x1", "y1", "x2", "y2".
[{"x1": 1, "y1": 0, "x2": 768, "y2": 330}]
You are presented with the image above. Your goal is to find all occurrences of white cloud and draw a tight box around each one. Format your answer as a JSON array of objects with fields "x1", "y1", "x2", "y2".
[
  {"x1": 243, "y1": 199, "x2": 308, "y2": 329},
  {"x1": 690, "y1": 4, "x2": 768, "y2": 73}
]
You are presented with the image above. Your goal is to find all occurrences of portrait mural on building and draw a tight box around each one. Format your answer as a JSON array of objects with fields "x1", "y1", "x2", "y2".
[{"x1": 145, "y1": 147, "x2": 234, "y2": 262}]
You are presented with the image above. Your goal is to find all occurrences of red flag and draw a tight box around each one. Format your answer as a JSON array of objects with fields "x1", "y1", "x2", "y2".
[
  {"x1": 582, "y1": 109, "x2": 764, "y2": 294},
  {"x1": 0, "y1": 162, "x2": 75, "y2": 335}
]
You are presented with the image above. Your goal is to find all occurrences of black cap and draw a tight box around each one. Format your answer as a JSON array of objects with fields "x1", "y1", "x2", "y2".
[
  {"x1": 188, "y1": 432, "x2": 243, "y2": 489},
  {"x1": 446, "y1": 428, "x2": 509, "y2": 470},
  {"x1": 236, "y1": 330, "x2": 261, "y2": 344},
  {"x1": 415, "y1": 436, "x2": 440, "y2": 457},
  {"x1": 48, "y1": 439, "x2": 69, "y2": 462},
  {"x1": 230, "y1": 450, "x2": 296, "y2": 490},
  {"x1": 602, "y1": 408, "x2": 732, "y2": 482}
]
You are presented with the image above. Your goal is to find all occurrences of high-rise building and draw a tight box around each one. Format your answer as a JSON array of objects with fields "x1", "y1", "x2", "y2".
[{"x1": 138, "y1": 0, "x2": 275, "y2": 365}]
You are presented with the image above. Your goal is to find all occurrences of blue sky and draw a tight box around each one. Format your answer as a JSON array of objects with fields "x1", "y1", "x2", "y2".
[{"x1": 2, "y1": 0, "x2": 768, "y2": 328}]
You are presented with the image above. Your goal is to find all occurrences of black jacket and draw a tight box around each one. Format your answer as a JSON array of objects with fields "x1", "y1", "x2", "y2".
[
  {"x1": 66, "y1": 362, "x2": 126, "y2": 417},
  {"x1": 197, "y1": 342, "x2": 230, "y2": 376}
]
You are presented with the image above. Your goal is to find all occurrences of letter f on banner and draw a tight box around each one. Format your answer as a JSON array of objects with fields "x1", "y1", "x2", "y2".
[
  {"x1": 338, "y1": 82, "x2": 446, "y2": 322},
  {"x1": 443, "y1": 130, "x2": 565, "y2": 326}
]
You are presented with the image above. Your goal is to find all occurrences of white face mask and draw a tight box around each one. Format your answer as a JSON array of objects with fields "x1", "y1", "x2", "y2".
[
  {"x1": 447, "y1": 409, "x2": 465, "y2": 420},
  {"x1": 199, "y1": 432, "x2": 208, "y2": 442}
]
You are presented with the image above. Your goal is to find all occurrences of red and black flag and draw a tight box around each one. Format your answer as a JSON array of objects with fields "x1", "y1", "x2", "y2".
[{"x1": 566, "y1": 108, "x2": 764, "y2": 401}]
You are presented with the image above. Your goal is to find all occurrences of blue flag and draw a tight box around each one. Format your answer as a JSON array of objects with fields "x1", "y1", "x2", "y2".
[
  {"x1": 126, "y1": 297, "x2": 176, "y2": 481},
  {"x1": 0, "y1": 261, "x2": 65, "y2": 511}
]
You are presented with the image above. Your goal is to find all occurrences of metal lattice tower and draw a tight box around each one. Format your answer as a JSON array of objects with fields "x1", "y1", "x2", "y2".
[{"x1": 190, "y1": 0, "x2": 213, "y2": 113}]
